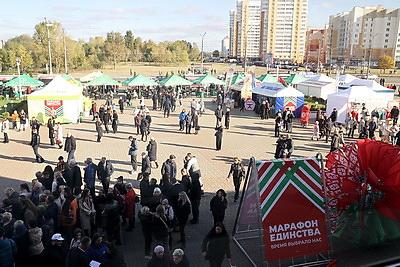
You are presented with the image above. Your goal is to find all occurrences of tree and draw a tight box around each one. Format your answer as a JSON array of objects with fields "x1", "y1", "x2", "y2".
[
  {"x1": 212, "y1": 50, "x2": 220, "y2": 58},
  {"x1": 104, "y1": 32, "x2": 126, "y2": 69},
  {"x1": 378, "y1": 55, "x2": 394, "y2": 73}
]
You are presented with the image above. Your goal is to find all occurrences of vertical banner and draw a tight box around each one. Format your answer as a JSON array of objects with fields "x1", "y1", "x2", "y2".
[
  {"x1": 241, "y1": 65, "x2": 255, "y2": 99},
  {"x1": 44, "y1": 100, "x2": 64, "y2": 117},
  {"x1": 257, "y1": 158, "x2": 329, "y2": 262}
]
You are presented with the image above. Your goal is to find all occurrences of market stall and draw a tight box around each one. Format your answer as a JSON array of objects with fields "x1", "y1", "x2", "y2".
[
  {"x1": 252, "y1": 83, "x2": 304, "y2": 117},
  {"x1": 297, "y1": 80, "x2": 337, "y2": 100},
  {"x1": 339, "y1": 78, "x2": 395, "y2": 101},
  {"x1": 326, "y1": 86, "x2": 388, "y2": 124},
  {"x1": 27, "y1": 76, "x2": 84, "y2": 124}
]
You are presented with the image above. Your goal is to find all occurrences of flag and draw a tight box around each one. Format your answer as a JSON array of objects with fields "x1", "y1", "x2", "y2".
[{"x1": 278, "y1": 76, "x2": 288, "y2": 87}]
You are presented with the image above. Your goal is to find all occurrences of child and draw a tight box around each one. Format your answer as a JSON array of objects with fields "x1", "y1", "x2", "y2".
[{"x1": 311, "y1": 121, "x2": 320, "y2": 141}]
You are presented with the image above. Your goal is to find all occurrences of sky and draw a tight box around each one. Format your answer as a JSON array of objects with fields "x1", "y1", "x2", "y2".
[{"x1": 1, "y1": 0, "x2": 398, "y2": 52}]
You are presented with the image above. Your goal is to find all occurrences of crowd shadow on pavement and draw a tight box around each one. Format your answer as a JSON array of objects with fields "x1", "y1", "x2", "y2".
[{"x1": 161, "y1": 142, "x2": 214, "y2": 151}]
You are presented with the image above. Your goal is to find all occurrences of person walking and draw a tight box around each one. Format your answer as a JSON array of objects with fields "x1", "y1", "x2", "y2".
[
  {"x1": 161, "y1": 154, "x2": 177, "y2": 185},
  {"x1": 201, "y1": 222, "x2": 232, "y2": 267},
  {"x1": 103, "y1": 109, "x2": 111, "y2": 134},
  {"x1": 179, "y1": 109, "x2": 187, "y2": 131},
  {"x1": 224, "y1": 107, "x2": 230, "y2": 129},
  {"x1": 134, "y1": 112, "x2": 143, "y2": 135},
  {"x1": 97, "y1": 157, "x2": 114, "y2": 193},
  {"x1": 47, "y1": 117, "x2": 55, "y2": 145},
  {"x1": 112, "y1": 110, "x2": 118, "y2": 134},
  {"x1": 214, "y1": 123, "x2": 223, "y2": 151},
  {"x1": 141, "y1": 152, "x2": 151, "y2": 181},
  {"x1": 286, "y1": 110, "x2": 294, "y2": 133},
  {"x1": 260, "y1": 101, "x2": 266, "y2": 120},
  {"x1": 147, "y1": 137, "x2": 159, "y2": 168},
  {"x1": 330, "y1": 129, "x2": 343, "y2": 152},
  {"x1": 55, "y1": 122, "x2": 63, "y2": 148},
  {"x1": 31, "y1": 129, "x2": 45, "y2": 163},
  {"x1": 227, "y1": 157, "x2": 245, "y2": 202},
  {"x1": 214, "y1": 105, "x2": 223, "y2": 126},
  {"x1": 19, "y1": 109, "x2": 27, "y2": 131},
  {"x1": 1, "y1": 117, "x2": 9, "y2": 143},
  {"x1": 164, "y1": 98, "x2": 171, "y2": 118},
  {"x1": 175, "y1": 191, "x2": 191, "y2": 248},
  {"x1": 185, "y1": 111, "x2": 192, "y2": 134},
  {"x1": 118, "y1": 97, "x2": 124, "y2": 114},
  {"x1": 64, "y1": 133, "x2": 77, "y2": 162},
  {"x1": 95, "y1": 118, "x2": 103, "y2": 142},
  {"x1": 210, "y1": 189, "x2": 228, "y2": 225},
  {"x1": 141, "y1": 116, "x2": 149, "y2": 142},
  {"x1": 128, "y1": 136, "x2": 138, "y2": 175},
  {"x1": 274, "y1": 112, "x2": 282, "y2": 137},
  {"x1": 285, "y1": 134, "x2": 294, "y2": 158}
]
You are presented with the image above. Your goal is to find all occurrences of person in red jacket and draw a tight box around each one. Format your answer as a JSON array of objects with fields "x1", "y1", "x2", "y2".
[{"x1": 125, "y1": 183, "x2": 136, "y2": 231}]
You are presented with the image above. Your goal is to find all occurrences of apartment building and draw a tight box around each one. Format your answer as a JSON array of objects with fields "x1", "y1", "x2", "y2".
[
  {"x1": 304, "y1": 28, "x2": 328, "y2": 65},
  {"x1": 221, "y1": 36, "x2": 230, "y2": 57}
]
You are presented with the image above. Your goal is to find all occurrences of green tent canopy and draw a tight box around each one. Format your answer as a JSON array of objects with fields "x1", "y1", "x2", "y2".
[
  {"x1": 87, "y1": 74, "x2": 120, "y2": 86},
  {"x1": 122, "y1": 74, "x2": 158, "y2": 87},
  {"x1": 5, "y1": 74, "x2": 44, "y2": 87},
  {"x1": 62, "y1": 74, "x2": 83, "y2": 86},
  {"x1": 192, "y1": 74, "x2": 225, "y2": 85},
  {"x1": 258, "y1": 74, "x2": 277, "y2": 83},
  {"x1": 158, "y1": 74, "x2": 192, "y2": 86},
  {"x1": 285, "y1": 74, "x2": 308, "y2": 84},
  {"x1": 230, "y1": 74, "x2": 245, "y2": 85}
]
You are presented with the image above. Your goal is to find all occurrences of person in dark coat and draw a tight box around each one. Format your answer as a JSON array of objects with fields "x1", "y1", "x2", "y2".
[
  {"x1": 135, "y1": 112, "x2": 143, "y2": 135},
  {"x1": 175, "y1": 192, "x2": 191, "y2": 247},
  {"x1": 42, "y1": 233, "x2": 67, "y2": 266},
  {"x1": 209, "y1": 189, "x2": 227, "y2": 225},
  {"x1": 161, "y1": 154, "x2": 177, "y2": 184},
  {"x1": 214, "y1": 124, "x2": 223, "y2": 151},
  {"x1": 141, "y1": 117, "x2": 149, "y2": 142},
  {"x1": 227, "y1": 157, "x2": 245, "y2": 202},
  {"x1": 224, "y1": 108, "x2": 230, "y2": 129},
  {"x1": 69, "y1": 161, "x2": 83, "y2": 190},
  {"x1": 147, "y1": 137, "x2": 159, "y2": 168},
  {"x1": 128, "y1": 136, "x2": 139, "y2": 175},
  {"x1": 390, "y1": 106, "x2": 399, "y2": 124},
  {"x1": 170, "y1": 248, "x2": 190, "y2": 267},
  {"x1": 330, "y1": 129, "x2": 342, "y2": 152},
  {"x1": 185, "y1": 112, "x2": 192, "y2": 134},
  {"x1": 97, "y1": 157, "x2": 114, "y2": 193},
  {"x1": 31, "y1": 129, "x2": 45, "y2": 163},
  {"x1": 202, "y1": 222, "x2": 232, "y2": 267},
  {"x1": 112, "y1": 110, "x2": 118, "y2": 134},
  {"x1": 275, "y1": 135, "x2": 287, "y2": 159},
  {"x1": 152, "y1": 205, "x2": 169, "y2": 254},
  {"x1": 260, "y1": 101, "x2": 266, "y2": 120},
  {"x1": 152, "y1": 93, "x2": 158, "y2": 110},
  {"x1": 99, "y1": 242, "x2": 125, "y2": 267},
  {"x1": 65, "y1": 236, "x2": 91, "y2": 267},
  {"x1": 95, "y1": 118, "x2": 103, "y2": 142},
  {"x1": 368, "y1": 118, "x2": 378, "y2": 139},
  {"x1": 84, "y1": 158, "x2": 97, "y2": 197},
  {"x1": 145, "y1": 112, "x2": 152, "y2": 135},
  {"x1": 64, "y1": 133, "x2": 76, "y2": 162},
  {"x1": 47, "y1": 117, "x2": 55, "y2": 145},
  {"x1": 286, "y1": 110, "x2": 294, "y2": 133},
  {"x1": 188, "y1": 176, "x2": 201, "y2": 225},
  {"x1": 329, "y1": 108, "x2": 338, "y2": 122},
  {"x1": 141, "y1": 152, "x2": 151, "y2": 180},
  {"x1": 164, "y1": 99, "x2": 172, "y2": 118},
  {"x1": 12, "y1": 220, "x2": 30, "y2": 267},
  {"x1": 139, "y1": 206, "x2": 154, "y2": 258},
  {"x1": 118, "y1": 97, "x2": 124, "y2": 114},
  {"x1": 148, "y1": 245, "x2": 170, "y2": 267},
  {"x1": 285, "y1": 134, "x2": 294, "y2": 158},
  {"x1": 214, "y1": 105, "x2": 223, "y2": 126},
  {"x1": 103, "y1": 110, "x2": 111, "y2": 133},
  {"x1": 274, "y1": 112, "x2": 282, "y2": 137}
]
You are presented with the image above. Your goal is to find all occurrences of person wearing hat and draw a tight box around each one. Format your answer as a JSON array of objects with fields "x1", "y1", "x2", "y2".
[
  {"x1": 42, "y1": 233, "x2": 66, "y2": 265},
  {"x1": 141, "y1": 152, "x2": 151, "y2": 181},
  {"x1": 147, "y1": 245, "x2": 170, "y2": 267}
]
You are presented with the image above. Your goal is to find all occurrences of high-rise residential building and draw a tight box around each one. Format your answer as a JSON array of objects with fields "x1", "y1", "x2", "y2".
[
  {"x1": 221, "y1": 36, "x2": 230, "y2": 57},
  {"x1": 260, "y1": 0, "x2": 308, "y2": 63},
  {"x1": 327, "y1": 5, "x2": 400, "y2": 65},
  {"x1": 304, "y1": 28, "x2": 328, "y2": 66},
  {"x1": 230, "y1": 0, "x2": 261, "y2": 59}
]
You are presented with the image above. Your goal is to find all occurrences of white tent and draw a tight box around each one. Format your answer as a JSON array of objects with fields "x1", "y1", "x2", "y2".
[
  {"x1": 326, "y1": 86, "x2": 388, "y2": 124},
  {"x1": 80, "y1": 71, "x2": 103, "y2": 82},
  {"x1": 253, "y1": 83, "x2": 304, "y2": 97},
  {"x1": 27, "y1": 76, "x2": 84, "y2": 124},
  {"x1": 308, "y1": 74, "x2": 336, "y2": 83},
  {"x1": 297, "y1": 80, "x2": 337, "y2": 100},
  {"x1": 339, "y1": 74, "x2": 357, "y2": 84},
  {"x1": 340, "y1": 78, "x2": 395, "y2": 101}
]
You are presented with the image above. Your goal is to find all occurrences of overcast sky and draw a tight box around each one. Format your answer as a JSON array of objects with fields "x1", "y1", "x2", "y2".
[{"x1": 1, "y1": 0, "x2": 398, "y2": 51}]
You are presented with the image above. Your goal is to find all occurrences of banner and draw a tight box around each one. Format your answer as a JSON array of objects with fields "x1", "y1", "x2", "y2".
[
  {"x1": 257, "y1": 158, "x2": 329, "y2": 262},
  {"x1": 44, "y1": 100, "x2": 64, "y2": 117}
]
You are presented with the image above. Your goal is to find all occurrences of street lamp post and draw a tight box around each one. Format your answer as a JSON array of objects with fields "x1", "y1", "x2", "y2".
[
  {"x1": 44, "y1": 17, "x2": 53, "y2": 74},
  {"x1": 366, "y1": 33, "x2": 380, "y2": 78},
  {"x1": 15, "y1": 57, "x2": 22, "y2": 98},
  {"x1": 200, "y1": 32, "x2": 206, "y2": 74}
]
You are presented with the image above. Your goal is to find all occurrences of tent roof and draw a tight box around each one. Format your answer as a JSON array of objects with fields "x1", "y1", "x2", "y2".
[
  {"x1": 29, "y1": 76, "x2": 82, "y2": 96},
  {"x1": 158, "y1": 74, "x2": 192, "y2": 86},
  {"x1": 230, "y1": 74, "x2": 245, "y2": 85},
  {"x1": 5, "y1": 74, "x2": 44, "y2": 87},
  {"x1": 298, "y1": 80, "x2": 334, "y2": 87},
  {"x1": 339, "y1": 74, "x2": 357, "y2": 83},
  {"x1": 328, "y1": 86, "x2": 382, "y2": 101},
  {"x1": 80, "y1": 71, "x2": 103, "y2": 82},
  {"x1": 122, "y1": 74, "x2": 158, "y2": 86},
  {"x1": 257, "y1": 74, "x2": 277, "y2": 83},
  {"x1": 192, "y1": 74, "x2": 225, "y2": 85},
  {"x1": 253, "y1": 82, "x2": 304, "y2": 97},
  {"x1": 344, "y1": 79, "x2": 391, "y2": 91},
  {"x1": 87, "y1": 74, "x2": 120, "y2": 86},
  {"x1": 285, "y1": 74, "x2": 308, "y2": 84},
  {"x1": 308, "y1": 74, "x2": 336, "y2": 83}
]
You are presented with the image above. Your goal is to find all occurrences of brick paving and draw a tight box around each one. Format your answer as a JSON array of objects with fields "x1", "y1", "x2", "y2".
[{"x1": 1, "y1": 96, "x2": 399, "y2": 266}]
